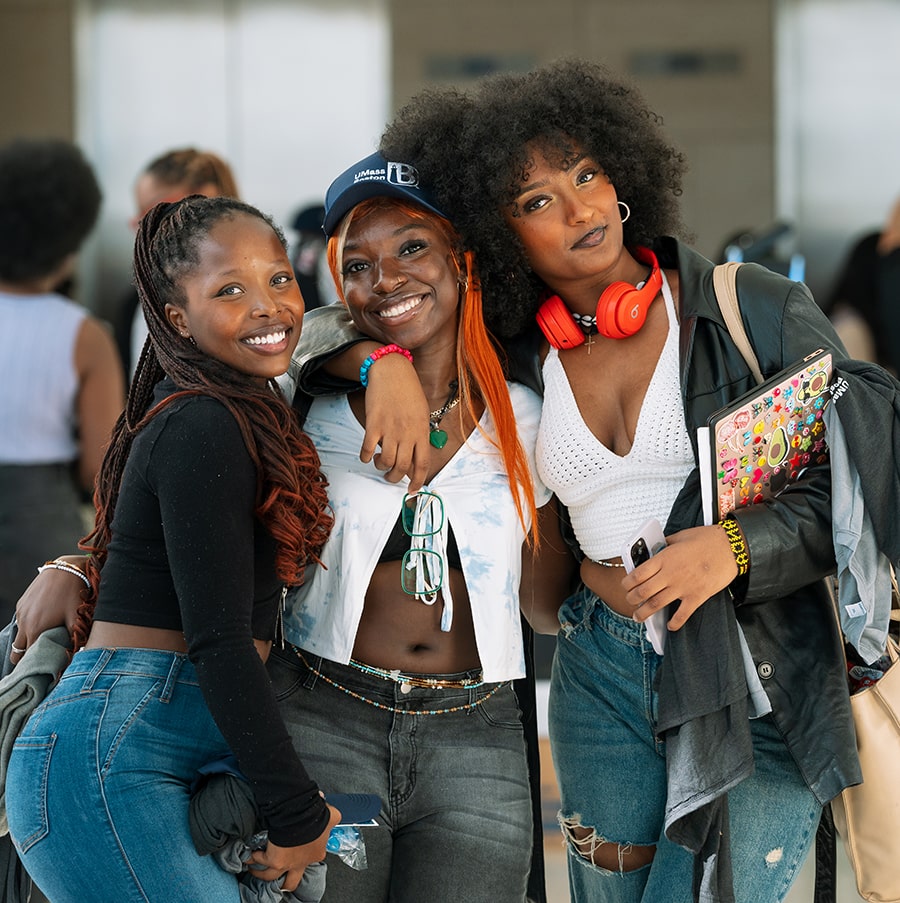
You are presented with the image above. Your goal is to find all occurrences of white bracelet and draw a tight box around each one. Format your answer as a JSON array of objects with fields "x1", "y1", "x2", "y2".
[{"x1": 37, "y1": 558, "x2": 91, "y2": 592}]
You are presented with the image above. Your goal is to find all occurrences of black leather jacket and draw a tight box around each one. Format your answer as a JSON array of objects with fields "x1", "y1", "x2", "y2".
[{"x1": 656, "y1": 237, "x2": 858, "y2": 796}]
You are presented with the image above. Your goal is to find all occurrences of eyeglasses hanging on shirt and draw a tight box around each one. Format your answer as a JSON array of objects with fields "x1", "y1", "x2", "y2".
[{"x1": 400, "y1": 490, "x2": 448, "y2": 621}]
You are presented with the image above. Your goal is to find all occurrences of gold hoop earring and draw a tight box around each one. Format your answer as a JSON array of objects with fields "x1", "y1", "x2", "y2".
[{"x1": 618, "y1": 201, "x2": 631, "y2": 224}]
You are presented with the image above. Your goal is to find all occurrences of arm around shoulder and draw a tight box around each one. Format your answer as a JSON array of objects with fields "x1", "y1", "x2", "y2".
[{"x1": 293, "y1": 304, "x2": 371, "y2": 394}]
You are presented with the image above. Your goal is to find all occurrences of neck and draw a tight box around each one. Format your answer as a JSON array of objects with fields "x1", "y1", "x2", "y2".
[
  {"x1": 547, "y1": 251, "x2": 652, "y2": 314},
  {"x1": 412, "y1": 342, "x2": 459, "y2": 404}
]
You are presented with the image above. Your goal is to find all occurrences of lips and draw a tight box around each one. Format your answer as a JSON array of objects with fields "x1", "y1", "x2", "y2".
[{"x1": 572, "y1": 225, "x2": 607, "y2": 250}]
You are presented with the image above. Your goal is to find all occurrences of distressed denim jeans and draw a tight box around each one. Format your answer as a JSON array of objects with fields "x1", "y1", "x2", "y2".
[
  {"x1": 7, "y1": 648, "x2": 242, "y2": 903},
  {"x1": 268, "y1": 647, "x2": 533, "y2": 903},
  {"x1": 548, "y1": 586, "x2": 820, "y2": 903}
]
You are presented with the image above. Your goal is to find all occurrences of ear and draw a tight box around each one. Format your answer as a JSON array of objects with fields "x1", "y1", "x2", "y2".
[{"x1": 164, "y1": 302, "x2": 189, "y2": 337}]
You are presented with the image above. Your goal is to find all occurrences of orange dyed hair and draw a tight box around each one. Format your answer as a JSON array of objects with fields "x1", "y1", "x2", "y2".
[{"x1": 326, "y1": 197, "x2": 538, "y2": 543}]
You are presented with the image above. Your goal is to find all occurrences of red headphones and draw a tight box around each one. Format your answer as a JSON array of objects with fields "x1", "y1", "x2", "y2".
[{"x1": 536, "y1": 246, "x2": 663, "y2": 348}]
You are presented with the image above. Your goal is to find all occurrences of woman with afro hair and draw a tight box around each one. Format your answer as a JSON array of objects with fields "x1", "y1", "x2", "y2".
[{"x1": 294, "y1": 59, "x2": 859, "y2": 903}]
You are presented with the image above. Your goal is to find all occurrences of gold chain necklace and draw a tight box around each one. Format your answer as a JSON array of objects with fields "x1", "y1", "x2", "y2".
[{"x1": 429, "y1": 380, "x2": 460, "y2": 449}]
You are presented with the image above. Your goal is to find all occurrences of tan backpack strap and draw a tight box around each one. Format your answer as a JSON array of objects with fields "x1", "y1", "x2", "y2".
[{"x1": 712, "y1": 261, "x2": 764, "y2": 385}]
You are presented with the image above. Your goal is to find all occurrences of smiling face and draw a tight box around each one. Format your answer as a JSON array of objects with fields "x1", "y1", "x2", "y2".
[
  {"x1": 504, "y1": 144, "x2": 635, "y2": 301},
  {"x1": 337, "y1": 201, "x2": 461, "y2": 354},
  {"x1": 164, "y1": 211, "x2": 304, "y2": 381}
]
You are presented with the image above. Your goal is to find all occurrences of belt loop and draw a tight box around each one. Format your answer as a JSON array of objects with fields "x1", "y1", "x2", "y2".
[
  {"x1": 82, "y1": 648, "x2": 114, "y2": 693},
  {"x1": 160, "y1": 653, "x2": 186, "y2": 703},
  {"x1": 294, "y1": 648, "x2": 321, "y2": 690}
]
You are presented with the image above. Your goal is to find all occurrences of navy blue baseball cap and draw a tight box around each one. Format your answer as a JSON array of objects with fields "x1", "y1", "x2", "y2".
[{"x1": 323, "y1": 152, "x2": 446, "y2": 237}]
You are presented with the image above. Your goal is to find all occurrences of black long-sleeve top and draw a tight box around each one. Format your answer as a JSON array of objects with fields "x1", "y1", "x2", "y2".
[{"x1": 94, "y1": 379, "x2": 328, "y2": 846}]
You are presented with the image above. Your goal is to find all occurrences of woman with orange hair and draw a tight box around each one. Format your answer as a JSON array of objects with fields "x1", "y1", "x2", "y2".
[{"x1": 266, "y1": 153, "x2": 571, "y2": 902}]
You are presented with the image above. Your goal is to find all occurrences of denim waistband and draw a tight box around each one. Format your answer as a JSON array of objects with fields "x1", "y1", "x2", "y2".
[
  {"x1": 63, "y1": 647, "x2": 199, "y2": 691},
  {"x1": 287, "y1": 645, "x2": 506, "y2": 713},
  {"x1": 563, "y1": 584, "x2": 648, "y2": 648}
]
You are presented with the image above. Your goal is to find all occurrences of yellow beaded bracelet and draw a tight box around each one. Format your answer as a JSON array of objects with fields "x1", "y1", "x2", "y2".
[{"x1": 721, "y1": 518, "x2": 749, "y2": 576}]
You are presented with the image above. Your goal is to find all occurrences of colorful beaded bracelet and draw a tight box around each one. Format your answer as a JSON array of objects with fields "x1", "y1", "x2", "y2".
[
  {"x1": 359, "y1": 344, "x2": 413, "y2": 387},
  {"x1": 721, "y1": 518, "x2": 750, "y2": 576}
]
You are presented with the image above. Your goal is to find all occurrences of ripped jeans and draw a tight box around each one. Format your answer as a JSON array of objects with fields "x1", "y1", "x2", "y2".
[{"x1": 548, "y1": 586, "x2": 820, "y2": 903}]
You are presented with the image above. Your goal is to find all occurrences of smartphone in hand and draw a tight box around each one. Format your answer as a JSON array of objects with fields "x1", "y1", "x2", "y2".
[{"x1": 621, "y1": 518, "x2": 668, "y2": 655}]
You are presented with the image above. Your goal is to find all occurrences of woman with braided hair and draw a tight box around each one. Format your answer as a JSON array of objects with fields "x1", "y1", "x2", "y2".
[
  {"x1": 6, "y1": 195, "x2": 340, "y2": 901},
  {"x1": 117, "y1": 146, "x2": 242, "y2": 376}
]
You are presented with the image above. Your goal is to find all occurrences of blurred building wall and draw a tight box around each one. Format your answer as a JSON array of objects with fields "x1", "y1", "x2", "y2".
[
  {"x1": 0, "y1": 0, "x2": 74, "y2": 142},
  {"x1": 1, "y1": 0, "x2": 898, "y2": 316},
  {"x1": 392, "y1": 0, "x2": 776, "y2": 273}
]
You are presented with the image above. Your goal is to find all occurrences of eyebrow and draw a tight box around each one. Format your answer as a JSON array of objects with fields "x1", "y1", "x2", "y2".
[
  {"x1": 512, "y1": 153, "x2": 588, "y2": 199},
  {"x1": 211, "y1": 258, "x2": 287, "y2": 277}
]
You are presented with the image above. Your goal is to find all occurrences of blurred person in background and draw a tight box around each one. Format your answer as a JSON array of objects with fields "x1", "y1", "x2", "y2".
[
  {"x1": 0, "y1": 138, "x2": 125, "y2": 625},
  {"x1": 113, "y1": 146, "x2": 240, "y2": 377},
  {"x1": 824, "y1": 194, "x2": 900, "y2": 372},
  {"x1": 289, "y1": 202, "x2": 339, "y2": 312}
]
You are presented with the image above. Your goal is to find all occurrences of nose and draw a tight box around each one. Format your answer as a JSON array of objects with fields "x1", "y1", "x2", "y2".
[
  {"x1": 252, "y1": 287, "x2": 285, "y2": 317},
  {"x1": 563, "y1": 192, "x2": 593, "y2": 226},
  {"x1": 373, "y1": 258, "x2": 406, "y2": 294}
]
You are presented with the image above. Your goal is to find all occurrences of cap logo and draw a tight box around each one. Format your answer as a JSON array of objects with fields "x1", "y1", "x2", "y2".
[
  {"x1": 352, "y1": 160, "x2": 420, "y2": 189},
  {"x1": 387, "y1": 161, "x2": 419, "y2": 187}
]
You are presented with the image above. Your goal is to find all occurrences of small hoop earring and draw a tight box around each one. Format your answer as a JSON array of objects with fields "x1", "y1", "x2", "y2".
[{"x1": 618, "y1": 201, "x2": 631, "y2": 224}]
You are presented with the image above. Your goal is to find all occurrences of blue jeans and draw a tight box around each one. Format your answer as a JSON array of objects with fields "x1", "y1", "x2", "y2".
[
  {"x1": 267, "y1": 647, "x2": 533, "y2": 903},
  {"x1": 6, "y1": 648, "x2": 242, "y2": 903},
  {"x1": 548, "y1": 587, "x2": 821, "y2": 903}
]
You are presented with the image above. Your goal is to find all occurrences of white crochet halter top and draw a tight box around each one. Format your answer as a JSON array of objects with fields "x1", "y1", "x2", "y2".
[{"x1": 536, "y1": 272, "x2": 694, "y2": 561}]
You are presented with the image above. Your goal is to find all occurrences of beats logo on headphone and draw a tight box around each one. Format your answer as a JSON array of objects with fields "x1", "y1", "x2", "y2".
[{"x1": 536, "y1": 246, "x2": 663, "y2": 348}]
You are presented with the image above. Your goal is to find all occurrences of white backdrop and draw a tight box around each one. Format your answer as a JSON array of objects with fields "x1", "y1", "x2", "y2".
[
  {"x1": 776, "y1": 0, "x2": 900, "y2": 301},
  {"x1": 73, "y1": 0, "x2": 389, "y2": 319}
]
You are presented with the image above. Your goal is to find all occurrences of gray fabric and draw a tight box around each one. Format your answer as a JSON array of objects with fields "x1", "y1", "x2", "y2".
[
  {"x1": 0, "y1": 618, "x2": 67, "y2": 903},
  {"x1": 0, "y1": 625, "x2": 71, "y2": 834},
  {"x1": 189, "y1": 772, "x2": 259, "y2": 855},
  {"x1": 190, "y1": 770, "x2": 325, "y2": 902}
]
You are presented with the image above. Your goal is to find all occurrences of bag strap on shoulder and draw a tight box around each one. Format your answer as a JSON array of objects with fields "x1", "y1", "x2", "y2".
[{"x1": 712, "y1": 262, "x2": 764, "y2": 385}]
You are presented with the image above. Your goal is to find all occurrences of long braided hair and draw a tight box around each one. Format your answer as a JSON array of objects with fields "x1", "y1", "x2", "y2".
[{"x1": 74, "y1": 196, "x2": 332, "y2": 650}]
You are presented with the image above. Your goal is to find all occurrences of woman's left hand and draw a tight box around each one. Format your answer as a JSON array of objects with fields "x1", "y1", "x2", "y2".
[
  {"x1": 246, "y1": 804, "x2": 341, "y2": 893},
  {"x1": 621, "y1": 525, "x2": 738, "y2": 631}
]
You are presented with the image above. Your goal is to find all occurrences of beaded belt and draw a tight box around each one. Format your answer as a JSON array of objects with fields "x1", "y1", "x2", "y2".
[
  {"x1": 290, "y1": 646, "x2": 505, "y2": 716},
  {"x1": 346, "y1": 658, "x2": 485, "y2": 693}
]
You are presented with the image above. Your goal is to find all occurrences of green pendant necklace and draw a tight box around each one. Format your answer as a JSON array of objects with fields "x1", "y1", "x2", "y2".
[{"x1": 429, "y1": 380, "x2": 460, "y2": 449}]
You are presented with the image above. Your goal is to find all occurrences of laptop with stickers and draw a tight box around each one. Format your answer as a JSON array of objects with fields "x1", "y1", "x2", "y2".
[{"x1": 698, "y1": 349, "x2": 832, "y2": 525}]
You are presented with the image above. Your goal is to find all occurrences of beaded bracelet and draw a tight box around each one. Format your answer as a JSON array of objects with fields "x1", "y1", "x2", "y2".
[
  {"x1": 720, "y1": 518, "x2": 750, "y2": 576},
  {"x1": 359, "y1": 344, "x2": 413, "y2": 387},
  {"x1": 38, "y1": 558, "x2": 92, "y2": 591}
]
